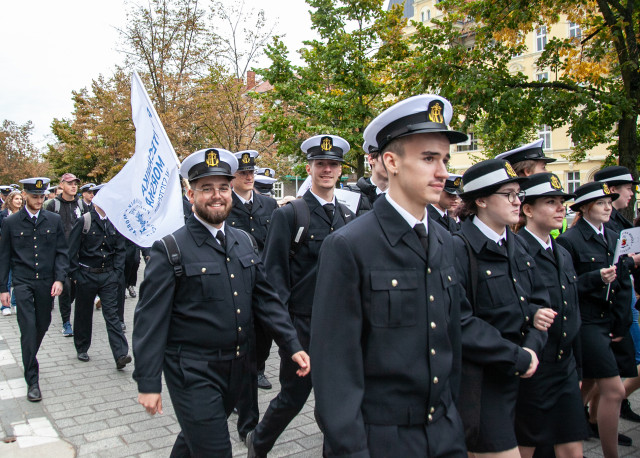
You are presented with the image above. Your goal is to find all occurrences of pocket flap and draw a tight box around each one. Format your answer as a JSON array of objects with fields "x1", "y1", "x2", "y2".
[
  {"x1": 239, "y1": 253, "x2": 261, "y2": 268},
  {"x1": 184, "y1": 262, "x2": 221, "y2": 276},
  {"x1": 371, "y1": 270, "x2": 418, "y2": 290}
]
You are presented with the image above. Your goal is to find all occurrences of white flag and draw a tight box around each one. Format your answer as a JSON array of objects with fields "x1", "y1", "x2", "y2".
[{"x1": 93, "y1": 71, "x2": 184, "y2": 247}]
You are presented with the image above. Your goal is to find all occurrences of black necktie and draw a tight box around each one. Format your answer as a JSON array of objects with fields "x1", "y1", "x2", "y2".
[
  {"x1": 546, "y1": 247, "x2": 553, "y2": 255},
  {"x1": 216, "y1": 231, "x2": 226, "y2": 248},
  {"x1": 413, "y1": 223, "x2": 428, "y2": 253},
  {"x1": 244, "y1": 201, "x2": 253, "y2": 212},
  {"x1": 31, "y1": 216, "x2": 37, "y2": 225},
  {"x1": 324, "y1": 203, "x2": 335, "y2": 221}
]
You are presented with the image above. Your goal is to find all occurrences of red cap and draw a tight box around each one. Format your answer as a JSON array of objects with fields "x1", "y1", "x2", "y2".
[{"x1": 60, "y1": 173, "x2": 80, "y2": 183}]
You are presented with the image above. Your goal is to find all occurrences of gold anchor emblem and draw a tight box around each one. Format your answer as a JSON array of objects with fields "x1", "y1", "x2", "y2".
[
  {"x1": 453, "y1": 177, "x2": 461, "y2": 187},
  {"x1": 264, "y1": 169, "x2": 271, "y2": 177},
  {"x1": 206, "y1": 150, "x2": 219, "y2": 167},
  {"x1": 35, "y1": 179, "x2": 43, "y2": 189},
  {"x1": 603, "y1": 183, "x2": 611, "y2": 195},
  {"x1": 321, "y1": 137, "x2": 333, "y2": 151},
  {"x1": 550, "y1": 175, "x2": 562, "y2": 190},
  {"x1": 428, "y1": 102, "x2": 444, "y2": 124},
  {"x1": 241, "y1": 153, "x2": 251, "y2": 164},
  {"x1": 505, "y1": 162, "x2": 517, "y2": 178}
]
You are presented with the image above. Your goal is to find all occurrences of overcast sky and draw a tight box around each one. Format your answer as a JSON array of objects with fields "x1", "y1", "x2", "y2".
[{"x1": 0, "y1": 0, "x2": 333, "y2": 147}]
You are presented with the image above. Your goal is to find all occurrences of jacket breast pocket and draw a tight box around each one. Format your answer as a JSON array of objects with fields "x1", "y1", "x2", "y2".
[
  {"x1": 183, "y1": 262, "x2": 223, "y2": 300},
  {"x1": 239, "y1": 252, "x2": 260, "y2": 292},
  {"x1": 578, "y1": 252, "x2": 606, "y2": 267},
  {"x1": 478, "y1": 266, "x2": 511, "y2": 309},
  {"x1": 11, "y1": 228, "x2": 31, "y2": 249},
  {"x1": 369, "y1": 270, "x2": 419, "y2": 327}
]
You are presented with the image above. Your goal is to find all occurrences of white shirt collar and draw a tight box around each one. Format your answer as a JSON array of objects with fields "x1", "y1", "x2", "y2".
[
  {"x1": 369, "y1": 176, "x2": 385, "y2": 195},
  {"x1": 25, "y1": 207, "x2": 40, "y2": 219},
  {"x1": 430, "y1": 204, "x2": 446, "y2": 218},
  {"x1": 473, "y1": 215, "x2": 507, "y2": 244},
  {"x1": 194, "y1": 213, "x2": 226, "y2": 242},
  {"x1": 310, "y1": 190, "x2": 335, "y2": 207},
  {"x1": 386, "y1": 194, "x2": 429, "y2": 233},
  {"x1": 523, "y1": 227, "x2": 552, "y2": 251},
  {"x1": 584, "y1": 218, "x2": 605, "y2": 237},
  {"x1": 233, "y1": 190, "x2": 253, "y2": 205}
]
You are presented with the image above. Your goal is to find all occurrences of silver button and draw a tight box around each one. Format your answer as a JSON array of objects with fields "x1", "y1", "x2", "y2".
[
  {"x1": 429, "y1": 295, "x2": 435, "y2": 302},
  {"x1": 430, "y1": 349, "x2": 436, "y2": 355},
  {"x1": 430, "y1": 406, "x2": 435, "y2": 414},
  {"x1": 234, "y1": 291, "x2": 238, "y2": 297},
  {"x1": 391, "y1": 279, "x2": 398, "y2": 287},
  {"x1": 428, "y1": 414, "x2": 433, "y2": 421},
  {"x1": 433, "y1": 377, "x2": 439, "y2": 384},
  {"x1": 427, "y1": 268, "x2": 431, "y2": 274},
  {"x1": 486, "y1": 270, "x2": 491, "y2": 276},
  {"x1": 237, "y1": 309, "x2": 241, "y2": 314},
  {"x1": 430, "y1": 322, "x2": 436, "y2": 329},
  {"x1": 238, "y1": 327, "x2": 242, "y2": 332},
  {"x1": 202, "y1": 267, "x2": 206, "y2": 273},
  {"x1": 230, "y1": 274, "x2": 235, "y2": 279},
  {"x1": 447, "y1": 275, "x2": 452, "y2": 282}
]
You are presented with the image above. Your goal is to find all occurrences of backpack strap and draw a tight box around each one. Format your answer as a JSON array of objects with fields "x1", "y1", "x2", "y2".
[
  {"x1": 288, "y1": 199, "x2": 310, "y2": 258},
  {"x1": 454, "y1": 232, "x2": 477, "y2": 313},
  {"x1": 81, "y1": 212, "x2": 92, "y2": 234},
  {"x1": 161, "y1": 234, "x2": 183, "y2": 277},
  {"x1": 54, "y1": 199, "x2": 60, "y2": 213},
  {"x1": 236, "y1": 229, "x2": 259, "y2": 254}
]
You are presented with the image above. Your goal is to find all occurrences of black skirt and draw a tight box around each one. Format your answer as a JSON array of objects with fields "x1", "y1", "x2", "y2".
[
  {"x1": 581, "y1": 323, "x2": 620, "y2": 379},
  {"x1": 515, "y1": 357, "x2": 589, "y2": 446}
]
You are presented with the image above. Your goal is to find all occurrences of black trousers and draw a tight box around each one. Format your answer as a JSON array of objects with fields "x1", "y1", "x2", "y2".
[
  {"x1": 255, "y1": 319, "x2": 272, "y2": 373},
  {"x1": 116, "y1": 276, "x2": 126, "y2": 323},
  {"x1": 165, "y1": 352, "x2": 246, "y2": 458},
  {"x1": 14, "y1": 279, "x2": 53, "y2": 386},
  {"x1": 124, "y1": 243, "x2": 140, "y2": 287},
  {"x1": 57, "y1": 276, "x2": 75, "y2": 324},
  {"x1": 236, "y1": 328, "x2": 259, "y2": 439},
  {"x1": 253, "y1": 315, "x2": 311, "y2": 455},
  {"x1": 74, "y1": 270, "x2": 128, "y2": 360}
]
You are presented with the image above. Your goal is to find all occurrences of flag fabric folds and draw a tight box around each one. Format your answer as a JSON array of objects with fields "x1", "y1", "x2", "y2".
[{"x1": 93, "y1": 71, "x2": 184, "y2": 247}]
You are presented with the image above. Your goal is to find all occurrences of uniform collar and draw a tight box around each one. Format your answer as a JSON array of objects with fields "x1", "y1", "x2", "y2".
[
  {"x1": 429, "y1": 204, "x2": 446, "y2": 218},
  {"x1": 584, "y1": 218, "x2": 605, "y2": 237},
  {"x1": 310, "y1": 190, "x2": 336, "y2": 207},
  {"x1": 233, "y1": 190, "x2": 253, "y2": 205},
  {"x1": 386, "y1": 193, "x2": 428, "y2": 232},
  {"x1": 25, "y1": 207, "x2": 40, "y2": 219},
  {"x1": 523, "y1": 227, "x2": 552, "y2": 250},
  {"x1": 193, "y1": 213, "x2": 225, "y2": 239},
  {"x1": 473, "y1": 215, "x2": 506, "y2": 245}
]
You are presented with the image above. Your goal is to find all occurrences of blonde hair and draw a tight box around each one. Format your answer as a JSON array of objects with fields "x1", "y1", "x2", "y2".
[{"x1": 2, "y1": 191, "x2": 23, "y2": 212}]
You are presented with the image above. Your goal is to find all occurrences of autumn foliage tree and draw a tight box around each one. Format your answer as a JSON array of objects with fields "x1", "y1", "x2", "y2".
[{"x1": 0, "y1": 120, "x2": 50, "y2": 183}]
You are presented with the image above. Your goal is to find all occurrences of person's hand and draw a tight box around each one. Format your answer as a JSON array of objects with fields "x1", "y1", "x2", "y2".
[
  {"x1": 51, "y1": 281, "x2": 63, "y2": 297},
  {"x1": 0, "y1": 292, "x2": 9, "y2": 308},
  {"x1": 600, "y1": 266, "x2": 616, "y2": 284},
  {"x1": 521, "y1": 348, "x2": 539, "y2": 378},
  {"x1": 533, "y1": 308, "x2": 557, "y2": 331},
  {"x1": 610, "y1": 334, "x2": 623, "y2": 342},
  {"x1": 292, "y1": 351, "x2": 310, "y2": 377},
  {"x1": 630, "y1": 253, "x2": 640, "y2": 266},
  {"x1": 138, "y1": 393, "x2": 163, "y2": 415}
]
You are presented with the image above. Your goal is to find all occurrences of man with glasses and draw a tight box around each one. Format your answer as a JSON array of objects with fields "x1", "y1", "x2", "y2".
[{"x1": 133, "y1": 148, "x2": 309, "y2": 457}]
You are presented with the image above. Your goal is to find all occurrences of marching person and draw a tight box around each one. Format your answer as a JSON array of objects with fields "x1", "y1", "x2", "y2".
[
  {"x1": 79, "y1": 183, "x2": 96, "y2": 210},
  {"x1": 0, "y1": 177, "x2": 69, "y2": 401},
  {"x1": 45, "y1": 172, "x2": 88, "y2": 337},
  {"x1": 453, "y1": 159, "x2": 549, "y2": 458},
  {"x1": 247, "y1": 135, "x2": 355, "y2": 457},
  {"x1": 227, "y1": 150, "x2": 279, "y2": 443},
  {"x1": 514, "y1": 173, "x2": 588, "y2": 457},
  {"x1": 253, "y1": 168, "x2": 278, "y2": 198},
  {"x1": 348, "y1": 141, "x2": 388, "y2": 215},
  {"x1": 428, "y1": 173, "x2": 462, "y2": 233},
  {"x1": 67, "y1": 184, "x2": 131, "y2": 368},
  {"x1": 495, "y1": 139, "x2": 556, "y2": 177},
  {"x1": 1, "y1": 190, "x2": 24, "y2": 315},
  {"x1": 311, "y1": 94, "x2": 469, "y2": 457},
  {"x1": 557, "y1": 181, "x2": 634, "y2": 458},
  {"x1": 133, "y1": 148, "x2": 309, "y2": 457}
]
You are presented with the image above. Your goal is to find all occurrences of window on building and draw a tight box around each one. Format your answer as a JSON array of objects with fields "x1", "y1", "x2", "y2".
[
  {"x1": 536, "y1": 26, "x2": 547, "y2": 52},
  {"x1": 421, "y1": 11, "x2": 425, "y2": 22},
  {"x1": 427, "y1": 9, "x2": 431, "y2": 21},
  {"x1": 566, "y1": 172, "x2": 580, "y2": 193},
  {"x1": 538, "y1": 125, "x2": 552, "y2": 149},
  {"x1": 273, "y1": 182, "x2": 283, "y2": 199},
  {"x1": 569, "y1": 22, "x2": 582, "y2": 39},
  {"x1": 536, "y1": 72, "x2": 548, "y2": 81},
  {"x1": 457, "y1": 132, "x2": 478, "y2": 152}
]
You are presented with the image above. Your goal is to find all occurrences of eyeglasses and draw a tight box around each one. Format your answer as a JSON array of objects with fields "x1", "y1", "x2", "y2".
[
  {"x1": 193, "y1": 186, "x2": 231, "y2": 196},
  {"x1": 494, "y1": 191, "x2": 525, "y2": 203}
]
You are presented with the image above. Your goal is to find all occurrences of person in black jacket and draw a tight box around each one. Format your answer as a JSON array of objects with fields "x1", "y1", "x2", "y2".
[
  {"x1": 453, "y1": 159, "x2": 550, "y2": 457},
  {"x1": 133, "y1": 148, "x2": 309, "y2": 457},
  {"x1": 311, "y1": 94, "x2": 469, "y2": 457},
  {"x1": 514, "y1": 173, "x2": 588, "y2": 458},
  {"x1": 247, "y1": 135, "x2": 354, "y2": 458},
  {"x1": 595, "y1": 166, "x2": 640, "y2": 423},
  {"x1": 0, "y1": 177, "x2": 69, "y2": 402},
  {"x1": 428, "y1": 173, "x2": 462, "y2": 233},
  {"x1": 348, "y1": 141, "x2": 389, "y2": 216},
  {"x1": 1, "y1": 190, "x2": 23, "y2": 315},
  {"x1": 67, "y1": 185, "x2": 130, "y2": 369},
  {"x1": 557, "y1": 181, "x2": 634, "y2": 458}
]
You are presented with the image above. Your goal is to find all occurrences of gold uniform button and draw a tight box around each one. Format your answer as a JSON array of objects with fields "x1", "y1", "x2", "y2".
[
  {"x1": 234, "y1": 291, "x2": 238, "y2": 297},
  {"x1": 202, "y1": 267, "x2": 206, "y2": 273},
  {"x1": 227, "y1": 257, "x2": 231, "y2": 262},
  {"x1": 520, "y1": 296, "x2": 525, "y2": 302},
  {"x1": 237, "y1": 309, "x2": 241, "y2": 314},
  {"x1": 427, "y1": 268, "x2": 431, "y2": 274},
  {"x1": 563, "y1": 332, "x2": 567, "y2": 337},
  {"x1": 559, "y1": 350, "x2": 564, "y2": 355},
  {"x1": 238, "y1": 327, "x2": 242, "y2": 332},
  {"x1": 428, "y1": 414, "x2": 433, "y2": 421},
  {"x1": 525, "y1": 316, "x2": 529, "y2": 321},
  {"x1": 430, "y1": 322, "x2": 436, "y2": 329},
  {"x1": 513, "y1": 278, "x2": 517, "y2": 283},
  {"x1": 430, "y1": 349, "x2": 436, "y2": 355},
  {"x1": 447, "y1": 275, "x2": 452, "y2": 282},
  {"x1": 236, "y1": 346, "x2": 240, "y2": 350},
  {"x1": 562, "y1": 285, "x2": 566, "y2": 290},
  {"x1": 486, "y1": 270, "x2": 491, "y2": 276},
  {"x1": 35, "y1": 262, "x2": 38, "y2": 266},
  {"x1": 429, "y1": 295, "x2": 435, "y2": 302},
  {"x1": 250, "y1": 217, "x2": 253, "y2": 220},
  {"x1": 557, "y1": 355, "x2": 562, "y2": 360},
  {"x1": 433, "y1": 377, "x2": 439, "y2": 384},
  {"x1": 230, "y1": 274, "x2": 235, "y2": 279},
  {"x1": 251, "y1": 228, "x2": 255, "y2": 232},
  {"x1": 232, "y1": 222, "x2": 235, "y2": 225},
  {"x1": 34, "y1": 246, "x2": 37, "y2": 249},
  {"x1": 391, "y1": 279, "x2": 398, "y2": 287},
  {"x1": 563, "y1": 300, "x2": 567, "y2": 305},
  {"x1": 527, "y1": 261, "x2": 530, "y2": 267},
  {"x1": 310, "y1": 235, "x2": 315, "y2": 239},
  {"x1": 236, "y1": 351, "x2": 240, "y2": 356},
  {"x1": 563, "y1": 316, "x2": 567, "y2": 321},
  {"x1": 591, "y1": 257, "x2": 595, "y2": 261},
  {"x1": 515, "y1": 371, "x2": 520, "y2": 376},
  {"x1": 430, "y1": 406, "x2": 435, "y2": 414}
]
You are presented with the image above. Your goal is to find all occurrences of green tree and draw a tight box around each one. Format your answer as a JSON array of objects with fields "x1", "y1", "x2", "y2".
[
  {"x1": 254, "y1": 0, "x2": 410, "y2": 177},
  {"x1": 396, "y1": 0, "x2": 639, "y2": 178},
  {"x1": 0, "y1": 120, "x2": 50, "y2": 184}
]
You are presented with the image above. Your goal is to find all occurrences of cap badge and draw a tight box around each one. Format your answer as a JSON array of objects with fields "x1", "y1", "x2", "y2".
[
  {"x1": 428, "y1": 101, "x2": 444, "y2": 124},
  {"x1": 320, "y1": 136, "x2": 333, "y2": 152},
  {"x1": 241, "y1": 153, "x2": 251, "y2": 164},
  {"x1": 603, "y1": 183, "x2": 611, "y2": 195},
  {"x1": 505, "y1": 162, "x2": 517, "y2": 178},
  {"x1": 264, "y1": 169, "x2": 271, "y2": 177},
  {"x1": 453, "y1": 177, "x2": 462, "y2": 187},
  {"x1": 35, "y1": 179, "x2": 43, "y2": 189},
  {"x1": 206, "y1": 150, "x2": 220, "y2": 168},
  {"x1": 550, "y1": 175, "x2": 562, "y2": 190}
]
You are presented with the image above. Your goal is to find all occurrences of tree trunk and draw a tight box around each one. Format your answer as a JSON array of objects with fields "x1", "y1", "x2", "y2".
[{"x1": 617, "y1": 113, "x2": 639, "y2": 222}]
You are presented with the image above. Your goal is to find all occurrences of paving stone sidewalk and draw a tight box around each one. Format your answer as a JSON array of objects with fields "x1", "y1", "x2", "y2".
[{"x1": 0, "y1": 281, "x2": 639, "y2": 457}]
